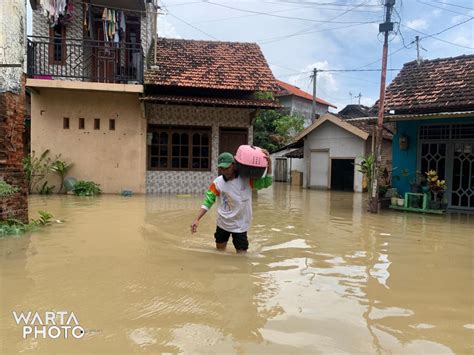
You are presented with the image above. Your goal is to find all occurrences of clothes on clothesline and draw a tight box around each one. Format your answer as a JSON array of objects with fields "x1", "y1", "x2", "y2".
[
  {"x1": 39, "y1": 0, "x2": 74, "y2": 27},
  {"x1": 101, "y1": 7, "x2": 127, "y2": 43}
]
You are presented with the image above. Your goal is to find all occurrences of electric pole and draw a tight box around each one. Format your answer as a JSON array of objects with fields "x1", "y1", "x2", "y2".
[
  {"x1": 368, "y1": 0, "x2": 395, "y2": 213},
  {"x1": 415, "y1": 35, "x2": 421, "y2": 65},
  {"x1": 311, "y1": 68, "x2": 318, "y2": 121},
  {"x1": 356, "y1": 92, "x2": 362, "y2": 105}
]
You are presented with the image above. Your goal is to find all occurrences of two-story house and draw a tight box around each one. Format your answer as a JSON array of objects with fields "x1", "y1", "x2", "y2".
[{"x1": 26, "y1": 0, "x2": 278, "y2": 194}]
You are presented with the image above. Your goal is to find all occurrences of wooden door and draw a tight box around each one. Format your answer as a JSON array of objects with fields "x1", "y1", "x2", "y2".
[{"x1": 219, "y1": 128, "x2": 248, "y2": 155}]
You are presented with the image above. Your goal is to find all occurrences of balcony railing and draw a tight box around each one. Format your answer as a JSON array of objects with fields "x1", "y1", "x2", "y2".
[{"x1": 27, "y1": 36, "x2": 143, "y2": 84}]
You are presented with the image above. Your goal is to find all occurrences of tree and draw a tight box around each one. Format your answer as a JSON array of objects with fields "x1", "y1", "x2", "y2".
[{"x1": 253, "y1": 110, "x2": 304, "y2": 152}]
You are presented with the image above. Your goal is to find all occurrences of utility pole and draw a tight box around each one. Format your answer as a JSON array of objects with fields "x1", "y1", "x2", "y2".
[
  {"x1": 415, "y1": 35, "x2": 421, "y2": 65},
  {"x1": 311, "y1": 68, "x2": 318, "y2": 121},
  {"x1": 368, "y1": 0, "x2": 395, "y2": 213},
  {"x1": 356, "y1": 92, "x2": 362, "y2": 105}
]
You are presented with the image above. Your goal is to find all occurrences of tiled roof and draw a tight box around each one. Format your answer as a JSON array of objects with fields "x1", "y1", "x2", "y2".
[
  {"x1": 140, "y1": 95, "x2": 281, "y2": 109},
  {"x1": 275, "y1": 80, "x2": 337, "y2": 108},
  {"x1": 346, "y1": 119, "x2": 394, "y2": 140},
  {"x1": 384, "y1": 54, "x2": 474, "y2": 114},
  {"x1": 145, "y1": 38, "x2": 277, "y2": 91}
]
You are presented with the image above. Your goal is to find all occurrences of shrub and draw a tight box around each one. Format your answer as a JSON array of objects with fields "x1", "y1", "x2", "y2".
[
  {"x1": 73, "y1": 181, "x2": 102, "y2": 196},
  {"x1": 0, "y1": 180, "x2": 19, "y2": 197}
]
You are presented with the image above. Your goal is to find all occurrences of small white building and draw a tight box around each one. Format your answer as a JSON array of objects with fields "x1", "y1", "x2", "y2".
[{"x1": 273, "y1": 113, "x2": 393, "y2": 192}]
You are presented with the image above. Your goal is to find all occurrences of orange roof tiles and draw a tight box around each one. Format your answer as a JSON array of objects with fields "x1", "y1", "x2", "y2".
[
  {"x1": 145, "y1": 38, "x2": 278, "y2": 91},
  {"x1": 384, "y1": 54, "x2": 474, "y2": 114},
  {"x1": 275, "y1": 80, "x2": 337, "y2": 108}
]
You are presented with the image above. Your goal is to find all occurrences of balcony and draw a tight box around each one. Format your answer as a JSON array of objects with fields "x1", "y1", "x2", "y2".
[{"x1": 27, "y1": 35, "x2": 144, "y2": 84}]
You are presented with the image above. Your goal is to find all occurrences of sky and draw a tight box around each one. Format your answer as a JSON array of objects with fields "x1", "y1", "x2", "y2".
[{"x1": 27, "y1": 0, "x2": 474, "y2": 112}]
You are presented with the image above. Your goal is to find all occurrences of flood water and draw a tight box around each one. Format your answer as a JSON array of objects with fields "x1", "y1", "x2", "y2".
[{"x1": 1, "y1": 183, "x2": 473, "y2": 354}]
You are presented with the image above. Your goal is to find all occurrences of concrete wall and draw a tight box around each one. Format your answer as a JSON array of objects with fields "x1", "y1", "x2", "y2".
[
  {"x1": 30, "y1": 89, "x2": 146, "y2": 193},
  {"x1": 0, "y1": 0, "x2": 26, "y2": 93},
  {"x1": 146, "y1": 104, "x2": 254, "y2": 194},
  {"x1": 303, "y1": 121, "x2": 365, "y2": 191},
  {"x1": 277, "y1": 96, "x2": 329, "y2": 127}
]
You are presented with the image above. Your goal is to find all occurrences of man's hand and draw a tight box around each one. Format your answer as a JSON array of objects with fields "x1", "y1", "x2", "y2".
[{"x1": 191, "y1": 219, "x2": 199, "y2": 234}]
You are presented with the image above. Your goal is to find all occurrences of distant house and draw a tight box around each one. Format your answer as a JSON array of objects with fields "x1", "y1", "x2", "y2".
[
  {"x1": 142, "y1": 38, "x2": 279, "y2": 193},
  {"x1": 270, "y1": 113, "x2": 392, "y2": 190},
  {"x1": 379, "y1": 55, "x2": 474, "y2": 210},
  {"x1": 338, "y1": 104, "x2": 371, "y2": 119},
  {"x1": 275, "y1": 80, "x2": 336, "y2": 127}
]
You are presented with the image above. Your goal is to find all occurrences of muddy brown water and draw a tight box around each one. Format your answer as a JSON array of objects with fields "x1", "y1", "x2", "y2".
[{"x1": 1, "y1": 183, "x2": 473, "y2": 354}]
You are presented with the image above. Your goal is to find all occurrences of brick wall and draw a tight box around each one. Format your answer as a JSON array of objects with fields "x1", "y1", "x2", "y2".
[
  {"x1": 0, "y1": 77, "x2": 28, "y2": 223},
  {"x1": 365, "y1": 136, "x2": 393, "y2": 171},
  {"x1": 146, "y1": 104, "x2": 254, "y2": 194}
]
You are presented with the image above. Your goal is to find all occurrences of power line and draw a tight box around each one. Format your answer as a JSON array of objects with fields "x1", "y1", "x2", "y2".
[
  {"x1": 166, "y1": 12, "x2": 219, "y2": 40},
  {"x1": 402, "y1": 17, "x2": 474, "y2": 50},
  {"x1": 426, "y1": 0, "x2": 474, "y2": 11},
  {"x1": 205, "y1": 1, "x2": 378, "y2": 24},
  {"x1": 416, "y1": 0, "x2": 470, "y2": 16}
]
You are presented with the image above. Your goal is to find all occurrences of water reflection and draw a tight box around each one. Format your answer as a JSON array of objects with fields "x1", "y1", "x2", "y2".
[{"x1": 0, "y1": 185, "x2": 472, "y2": 353}]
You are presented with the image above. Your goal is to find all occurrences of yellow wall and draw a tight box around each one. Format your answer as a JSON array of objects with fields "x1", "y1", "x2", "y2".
[{"x1": 31, "y1": 89, "x2": 146, "y2": 193}]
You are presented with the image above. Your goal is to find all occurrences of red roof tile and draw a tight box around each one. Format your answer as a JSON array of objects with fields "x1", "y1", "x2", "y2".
[
  {"x1": 384, "y1": 54, "x2": 474, "y2": 114},
  {"x1": 145, "y1": 38, "x2": 278, "y2": 91},
  {"x1": 275, "y1": 80, "x2": 337, "y2": 108},
  {"x1": 140, "y1": 95, "x2": 281, "y2": 109}
]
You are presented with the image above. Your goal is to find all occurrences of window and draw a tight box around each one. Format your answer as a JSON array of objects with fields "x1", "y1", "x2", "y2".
[
  {"x1": 94, "y1": 119, "x2": 100, "y2": 130},
  {"x1": 63, "y1": 117, "x2": 70, "y2": 129},
  {"x1": 49, "y1": 24, "x2": 66, "y2": 65},
  {"x1": 79, "y1": 118, "x2": 85, "y2": 130},
  {"x1": 148, "y1": 125, "x2": 211, "y2": 171},
  {"x1": 109, "y1": 119, "x2": 115, "y2": 131}
]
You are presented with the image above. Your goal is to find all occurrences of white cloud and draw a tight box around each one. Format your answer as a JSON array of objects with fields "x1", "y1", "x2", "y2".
[
  {"x1": 406, "y1": 19, "x2": 428, "y2": 31},
  {"x1": 452, "y1": 36, "x2": 472, "y2": 47},
  {"x1": 159, "y1": 16, "x2": 182, "y2": 39}
]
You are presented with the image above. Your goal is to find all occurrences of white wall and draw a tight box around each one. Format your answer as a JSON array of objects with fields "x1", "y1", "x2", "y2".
[
  {"x1": 303, "y1": 121, "x2": 365, "y2": 192},
  {"x1": 0, "y1": 0, "x2": 25, "y2": 93}
]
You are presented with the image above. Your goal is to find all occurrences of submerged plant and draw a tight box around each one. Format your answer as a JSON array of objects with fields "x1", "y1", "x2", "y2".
[
  {"x1": 50, "y1": 157, "x2": 73, "y2": 194},
  {"x1": 73, "y1": 181, "x2": 101, "y2": 196},
  {"x1": 0, "y1": 211, "x2": 55, "y2": 236},
  {"x1": 37, "y1": 181, "x2": 56, "y2": 195},
  {"x1": 23, "y1": 150, "x2": 52, "y2": 193}
]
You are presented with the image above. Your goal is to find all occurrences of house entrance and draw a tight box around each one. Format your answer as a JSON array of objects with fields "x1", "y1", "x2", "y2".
[
  {"x1": 330, "y1": 159, "x2": 354, "y2": 191},
  {"x1": 219, "y1": 128, "x2": 248, "y2": 155}
]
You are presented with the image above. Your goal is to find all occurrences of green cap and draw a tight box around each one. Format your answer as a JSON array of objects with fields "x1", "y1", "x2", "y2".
[{"x1": 217, "y1": 152, "x2": 234, "y2": 168}]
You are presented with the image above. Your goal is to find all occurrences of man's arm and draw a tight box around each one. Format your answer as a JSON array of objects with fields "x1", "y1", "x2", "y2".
[
  {"x1": 250, "y1": 149, "x2": 273, "y2": 190},
  {"x1": 191, "y1": 183, "x2": 219, "y2": 234}
]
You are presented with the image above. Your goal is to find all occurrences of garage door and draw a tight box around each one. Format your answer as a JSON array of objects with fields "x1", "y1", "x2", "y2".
[{"x1": 310, "y1": 150, "x2": 329, "y2": 188}]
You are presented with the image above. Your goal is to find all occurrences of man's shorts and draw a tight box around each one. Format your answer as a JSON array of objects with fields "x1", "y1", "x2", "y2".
[{"x1": 214, "y1": 226, "x2": 248, "y2": 251}]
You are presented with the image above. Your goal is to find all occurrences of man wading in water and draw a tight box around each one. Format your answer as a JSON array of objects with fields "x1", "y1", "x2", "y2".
[{"x1": 190, "y1": 151, "x2": 272, "y2": 253}]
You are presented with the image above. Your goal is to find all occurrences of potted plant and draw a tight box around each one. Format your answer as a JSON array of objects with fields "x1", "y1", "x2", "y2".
[
  {"x1": 391, "y1": 193, "x2": 399, "y2": 206},
  {"x1": 425, "y1": 170, "x2": 447, "y2": 209},
  {"x1": 396, "y1": 194, "x2": 405, "y2": 207}
]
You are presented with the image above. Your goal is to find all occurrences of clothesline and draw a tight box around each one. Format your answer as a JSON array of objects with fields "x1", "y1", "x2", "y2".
[{"x1": 79, "y1": 0, "x2": 161, "y2": 15}]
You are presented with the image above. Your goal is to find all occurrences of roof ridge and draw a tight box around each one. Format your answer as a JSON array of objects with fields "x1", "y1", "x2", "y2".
[
  {"x1": 157, "y1": 37, "x2": 260, "y2": 46},
  {"x1": 403, "y1": 54, "x2": 474, "y2": 67}
]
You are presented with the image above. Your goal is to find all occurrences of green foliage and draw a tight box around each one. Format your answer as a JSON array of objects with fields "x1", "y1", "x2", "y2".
[
  {"x1": 356, "y1": 154, "x2": 375, "y2": 196},
  {"x1": 37, "y1": 181, "x2": 56, "y2": 195},
  {"x1": 253, "y1": 110, "x2": 305, "y2": 152},
  {"x1": 30, "y1": 210, "x2": 53, "y2": 226},
  {"x1": 253, "y1": 91, "x2": 274, "y2": 100},
  {"x1": 73, "y1": 181, "x2": 102, "y2": 196},
  {"x1": 50, "y1": 157, "x2": 73, "y2": 194},
  {"x1": 0, "y1": 211, "x2": 54, "y2": 236},
  {"x1": 0, "y1": 179, "x2": 19, "y2": 197},
  {"x1": 23, "y1": 150, "x2": 53, "y2": 193}
]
